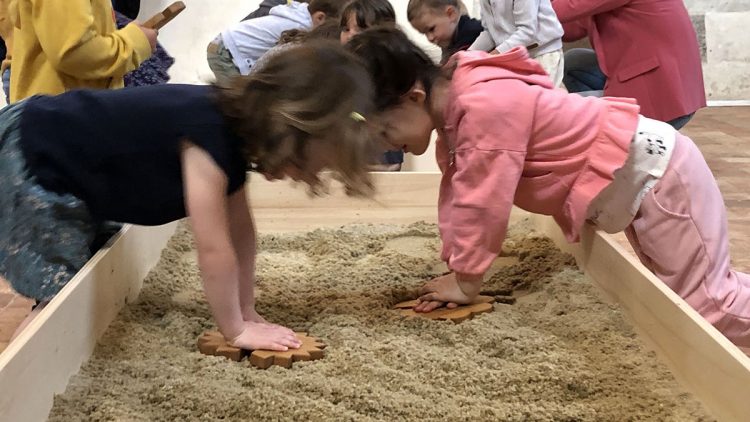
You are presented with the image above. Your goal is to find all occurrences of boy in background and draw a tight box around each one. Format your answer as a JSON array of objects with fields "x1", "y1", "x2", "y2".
[
  {"x1": 470, "y1": 0, "x2": 565, "y2": 87},
  {"x1": 407, "y1": 0, "x2": 483, "y2": 64}
]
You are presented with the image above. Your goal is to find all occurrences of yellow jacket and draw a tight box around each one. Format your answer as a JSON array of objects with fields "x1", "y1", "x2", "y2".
[
  {"x1": 10, "y1": 0, "x2": 152, "y2": 102},
  {"x1": 0, "y1": 0, "x2": 13, "y2": 72}
]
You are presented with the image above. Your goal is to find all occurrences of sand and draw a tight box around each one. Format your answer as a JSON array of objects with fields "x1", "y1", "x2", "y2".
[{"x1": 48, "y1": 220, "x2": 712, "y2": 421}]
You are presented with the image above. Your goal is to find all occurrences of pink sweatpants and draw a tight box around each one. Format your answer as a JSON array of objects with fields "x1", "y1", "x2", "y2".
[{"x1": 625, "y1": 133, "x2": 750, "y2": 347}]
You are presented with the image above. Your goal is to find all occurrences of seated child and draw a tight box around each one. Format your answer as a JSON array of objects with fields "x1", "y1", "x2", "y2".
[
  {"x1": 347, "y1": 28, "x2": 750, "y2": 350},
  {"x1": 407, "y1": 0, "x2": 483, "y2": 64},
  {"x1": 469, "y1": 0, "x2": 565, "y2": 87},
  {"x1": 250, "y1": 20, "x2": 342, "y2": 75},
  {"x1": 9, "y1": 0, "x2": 155, "y2": 102},
  {"x1": 337, "y1": 0, "x2": 402, "y2": 170},
  {"x1": 339, "y1": 0, "x2": 396, "y2": 44},
  {"x1": 115, "y1": 11, "x2": 175, "y2": 87},
  {"x1": 0, "y1": 41, "x2": 376, "y2": 351},
  {"x1": 207, "y1": 0, "x2": 347, "y2": 85}
]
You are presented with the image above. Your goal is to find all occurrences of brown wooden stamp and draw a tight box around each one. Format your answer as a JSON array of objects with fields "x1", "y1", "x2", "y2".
[
  {"x1": 393, "y1": 295, "x2": 495, "y2": 323},
  {"x1": 196, "y1": 330, "x2": 327, "y2": 369}
]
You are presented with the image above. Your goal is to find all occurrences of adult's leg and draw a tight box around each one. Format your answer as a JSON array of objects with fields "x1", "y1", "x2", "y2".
[
  {"x1": 666, "y1": 113, "x2": 695, "y2": 130},
  {"x1": 626, "y1": 134, "x2": 750, "y2": 347},
  {"x1": 563, "y1": 48, "x2": 606, "y2": 95}
]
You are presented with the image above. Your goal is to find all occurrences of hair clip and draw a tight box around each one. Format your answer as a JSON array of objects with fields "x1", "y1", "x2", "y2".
[{"x1": 350, "y1": 111, "x2": 366, "y2": 122}]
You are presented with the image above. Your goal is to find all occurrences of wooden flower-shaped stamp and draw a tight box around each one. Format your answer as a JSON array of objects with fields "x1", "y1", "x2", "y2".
[
  {"x1": 249, "y1": 333, "x2": 327, "y2": 369},
  {"x1": 393, "y1": 295, "x2": 495, "y2": 323},
  {"x1": 196, "y1": 330, "x2": 327, "y2": 369},
  {"x1": 197, "y1": 330, "x2": 248, "y2": 362}
]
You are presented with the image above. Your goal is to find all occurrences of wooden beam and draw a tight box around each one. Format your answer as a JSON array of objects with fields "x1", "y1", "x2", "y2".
[{"x1": 0, "y1": 223, "x2": 177, "y2": 422}]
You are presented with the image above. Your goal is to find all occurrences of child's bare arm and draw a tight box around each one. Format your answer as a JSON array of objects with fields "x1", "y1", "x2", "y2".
[
  {"x1": 182, "y1": 142, "x2": 300, "y2": 351},
  {"x1": 181, "y1": 142, "x2": 244, "y2": 339},
  {"x1": 226, "y1": 187, "x2": 259, "y2": 321}
]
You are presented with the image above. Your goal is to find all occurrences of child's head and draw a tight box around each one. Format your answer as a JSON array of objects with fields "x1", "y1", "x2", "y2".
[
  {"x1": 278, "y1": 21, "x2": 342, "y2": 45},
  {"x1": 346, "y1": 28, "x2": 444, "y2": 156},
  {"x1": 339, "y1": 0, "x2": 397, "y2": 44},
  {"x1": 215, "y1": 41, "x2": 376, "y2": 196},
  {"x1": 407, "y1": 0, "x2": 461, "y2": 48},
  {"x1": 308, "y1": 0, "x2": 351, "y2": 27}
]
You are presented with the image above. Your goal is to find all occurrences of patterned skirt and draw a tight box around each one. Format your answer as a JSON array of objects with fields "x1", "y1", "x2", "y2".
[{"x1": 0, "y1": 103, "x2": 98, "y2": 301}]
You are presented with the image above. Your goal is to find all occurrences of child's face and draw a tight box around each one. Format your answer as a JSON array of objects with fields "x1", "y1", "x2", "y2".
[
  {"x1": 410, "y1": 6, "x2": 459, "y2": 48},
  {"x1": 375, "y1": 89, "x2": 434, "y2": 156},
  {"x1": 340, "y1": 12, "x2": 363, "y2": 44}
]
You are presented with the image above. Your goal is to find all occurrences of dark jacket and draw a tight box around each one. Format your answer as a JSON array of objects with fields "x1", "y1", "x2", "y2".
[{"x1": 441, "y1": 15, "x2": 483, "y2": 64}]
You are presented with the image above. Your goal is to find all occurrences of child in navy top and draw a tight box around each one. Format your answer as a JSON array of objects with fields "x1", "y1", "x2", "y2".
[
  {"x1": 407, "y1": 0, "x2": 483, "y2": 64},
  {"x1": 0, "y1": 42, "x2": 375, "y2": 352}
]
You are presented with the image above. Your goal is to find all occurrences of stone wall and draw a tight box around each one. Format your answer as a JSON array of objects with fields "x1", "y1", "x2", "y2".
[{"x1": 686, "y1": 1, "x2": 750, "y2": 100}]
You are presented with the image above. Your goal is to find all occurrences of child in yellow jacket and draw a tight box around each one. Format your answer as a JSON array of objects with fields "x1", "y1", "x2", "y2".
[{"x1": 9, "y1": 0, "x2": 155, "y2": 103}]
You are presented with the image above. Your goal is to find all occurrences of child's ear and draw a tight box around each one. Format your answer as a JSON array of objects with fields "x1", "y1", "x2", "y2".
[
  {"x1": 311, "y1": 11, "x2": 327, "y2": 26},
  {"x1": 446, "y1": 6, "x2": 459, "y2": 21},
  {"x1": 407, "y1": 86, "x2": 427, "y2": 105}
]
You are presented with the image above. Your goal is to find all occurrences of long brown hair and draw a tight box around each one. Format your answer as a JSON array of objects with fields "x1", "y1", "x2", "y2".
[{"x1": 214, "y1": 41, "x2": 376, "y2": 196}]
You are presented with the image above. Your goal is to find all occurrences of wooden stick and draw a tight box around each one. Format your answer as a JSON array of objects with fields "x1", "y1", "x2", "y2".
[{"x1": 142, "y1": 1, "x2": 186, "y2": 30}]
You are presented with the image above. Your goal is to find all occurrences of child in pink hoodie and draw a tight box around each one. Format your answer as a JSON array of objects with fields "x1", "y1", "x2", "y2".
[{"x1": 347, "y1": 28, "x2": 750, "y2": 349}]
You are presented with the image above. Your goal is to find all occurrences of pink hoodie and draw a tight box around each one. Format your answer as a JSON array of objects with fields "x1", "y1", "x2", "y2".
[{"x1": 438, "y1": 48, "x2": 640, "y2": 277}]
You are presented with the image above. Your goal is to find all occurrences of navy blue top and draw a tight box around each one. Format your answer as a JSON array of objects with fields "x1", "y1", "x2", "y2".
[
  {"x1": 442, "y1": 15, "x2": 484, "y2": 64},
  {"x1": 19, "y1": 84, "x2": 247, "y2": 226}
]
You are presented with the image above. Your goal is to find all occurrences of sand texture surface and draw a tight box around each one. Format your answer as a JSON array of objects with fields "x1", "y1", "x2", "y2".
[{"x1": 49, "y1": 220, "x2": 712, "y2": 421}]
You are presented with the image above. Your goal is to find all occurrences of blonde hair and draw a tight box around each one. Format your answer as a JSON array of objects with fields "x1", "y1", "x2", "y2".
[
  {"x1": 214, "y1": 41, "x2": 376, "y2": 197},
  {"x1": 407, "y1": 0, "x2": 468, "y2": 21}
]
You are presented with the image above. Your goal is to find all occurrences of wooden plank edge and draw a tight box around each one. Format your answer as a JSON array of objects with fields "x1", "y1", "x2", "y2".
[
  {"x1": 0, "y1": 222, "x2": 177, "y2": 422},
  {"x1": 532, "y1": 213, "x2": 750, "y2": 421}
]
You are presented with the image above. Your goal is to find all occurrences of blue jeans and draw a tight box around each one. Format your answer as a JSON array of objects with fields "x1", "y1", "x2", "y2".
[
  {"x1": 2, "y1": 67, "x2": 10, "y2": 104},
  {"x1": 563, "y1": 48, "x2": 605, "y2": 95}
]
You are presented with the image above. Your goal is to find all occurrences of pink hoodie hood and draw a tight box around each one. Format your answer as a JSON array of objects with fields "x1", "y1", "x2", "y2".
[{"x1": 450, "y1": 48, "x2": 554, "y2": 92}]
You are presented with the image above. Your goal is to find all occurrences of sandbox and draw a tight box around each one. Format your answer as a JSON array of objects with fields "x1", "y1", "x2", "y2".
[{"x1": 1, "y1": 173, "x2": 749, "y2": 421}]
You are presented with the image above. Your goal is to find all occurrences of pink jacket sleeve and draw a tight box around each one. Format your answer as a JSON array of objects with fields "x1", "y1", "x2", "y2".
[
  {"x1": 552, "y1": 0, "x2": 631, "y2": 22},
  {"x1": 560, "y1": 18, "x2": 590, "y2": 41},
  {"x1": 438, "y1": 92, "x2": 530, "y2": 278}
]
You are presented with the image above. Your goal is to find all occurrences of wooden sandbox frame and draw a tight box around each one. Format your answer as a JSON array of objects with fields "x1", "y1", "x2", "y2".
[{"x1": 1, "y1": 173, "x2": 749, "y2": 421}]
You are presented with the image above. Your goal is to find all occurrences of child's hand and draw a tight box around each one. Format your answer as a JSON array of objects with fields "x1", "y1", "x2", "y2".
[
  {"x1": 415, "y1": 272, "x2": 482, "y2": 313},
  {"x1": 228, "y1": 321, "x2": 302, "y2": 351},
  {"x1": 137, "y1": 24, "x2": 159, "y2": 52}
]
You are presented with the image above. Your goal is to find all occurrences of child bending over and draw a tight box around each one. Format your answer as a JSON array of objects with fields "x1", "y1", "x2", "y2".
[
  {"x1": 347, "y1": 28, "x2": 750, "y2": 350},
  {"x1": 0, "y1": 42, "x2": 375, "y2": 351},
  {"x1": 207, "y1": 0, "x2": 347, "y2": 85},
  {"x1": 468, "y1": 0, "x2": 565, "y2": 87},
  {"x1": 407, "y1": 0, "x2": 483, "y2": 64}
]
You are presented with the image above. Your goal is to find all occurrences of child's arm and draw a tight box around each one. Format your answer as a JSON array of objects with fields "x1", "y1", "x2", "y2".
[
  {"x1": 31, "y1": 0, "x2": 152, "y2": 80},
  {"x1": 552, "y1": 0, "x2": 630, "y2": 23},
  {"x1": 494, "y1": 0, "x2": 541, "y2": 53},
  {"x1": 226, "y1": 186, "x2": 261, "y2": 322},
  {"x1": 182, "y1": 142, "x2": 300, "y2": 351},
  {"x1": 418, "y1": 87, "x2": 531, "y2": 311},
  {"x1": 468, "y1": 7, "x2": 496, "y2": 52}
]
